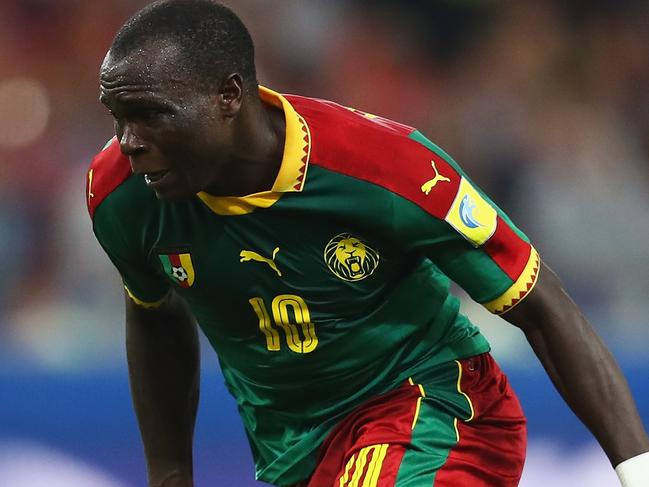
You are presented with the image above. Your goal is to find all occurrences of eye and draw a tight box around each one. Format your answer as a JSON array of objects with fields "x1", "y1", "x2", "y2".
[
  {"x1": 140, "y1": 109, "x2": 160, "y2": 120},
  {"x1": 140, "y1": 108, "x2": 172, "y2": 126}
]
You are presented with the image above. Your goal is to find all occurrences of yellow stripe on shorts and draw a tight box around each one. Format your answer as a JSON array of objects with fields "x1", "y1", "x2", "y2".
[
  {"x1": 452, "y1": 360, "x2": 476, "y2": 441},
  {"x1": 339, "y1": 444, "x2": 389, "y2": 487},
  {"x1": 408, "y1": 377, "x2": 427, "y2": 430},
  {"x1": 339, "y1": 453, "x2": 356, "y2": 486},
  {"x1": 364, "y1": 444, "x2": 388, "y2": 487}
]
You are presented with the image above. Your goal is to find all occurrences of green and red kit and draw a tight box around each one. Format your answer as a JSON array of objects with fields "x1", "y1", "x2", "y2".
[{"x1": 87, "y1": 87, "x2": 539, "y2": 485}]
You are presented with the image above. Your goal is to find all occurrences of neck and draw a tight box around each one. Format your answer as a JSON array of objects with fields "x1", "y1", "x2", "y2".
[{"x1": 206, "y1": 92, "x2": 285, "y2": 196}]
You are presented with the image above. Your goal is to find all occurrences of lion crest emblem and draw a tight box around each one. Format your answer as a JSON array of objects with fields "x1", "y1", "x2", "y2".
[{"x1": 324, "y1": 233, "x2": 379, "y2": 282}]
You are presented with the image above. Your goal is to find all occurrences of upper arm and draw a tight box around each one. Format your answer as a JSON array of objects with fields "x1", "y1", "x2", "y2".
[
  {"x1": 500, "y1": 260, "x2": 581, "y2": 332},
  {"x1": 124, "y1": 288, "x2": 193, "y2": 328},
  {"x1": 124, "y1": 289, "x2": 198, "y2": 371}
]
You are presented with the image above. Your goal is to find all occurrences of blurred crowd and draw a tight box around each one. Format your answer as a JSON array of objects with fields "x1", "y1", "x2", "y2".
[{"x1": 1, "y1": 0, "x2": 648, "y2": 369}]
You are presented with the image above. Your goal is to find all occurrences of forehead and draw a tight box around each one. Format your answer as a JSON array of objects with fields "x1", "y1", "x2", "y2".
[{"x1": 100, "y1": 41, "x2": 192, "y2": 98}]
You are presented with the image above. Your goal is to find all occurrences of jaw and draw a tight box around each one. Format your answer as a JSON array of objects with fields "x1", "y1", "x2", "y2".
[{"x1": 142, "y1": 169, "x2": 196, "y2": 201}]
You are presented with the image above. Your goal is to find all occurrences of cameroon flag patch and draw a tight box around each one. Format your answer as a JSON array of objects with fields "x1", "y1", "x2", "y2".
[{"x1": 159, "y1": 252, "x2": 195, "y2": 288}]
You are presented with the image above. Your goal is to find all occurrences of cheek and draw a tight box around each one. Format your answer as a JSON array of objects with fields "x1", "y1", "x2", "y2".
[{"x1": 171, "y1": 157, "x2": 212, "y2": 194}]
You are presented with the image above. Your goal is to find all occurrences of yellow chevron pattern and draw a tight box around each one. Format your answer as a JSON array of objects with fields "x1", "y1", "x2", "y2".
[{"x1": 484, "y1": 247, "x2": 540, "y2": 314}]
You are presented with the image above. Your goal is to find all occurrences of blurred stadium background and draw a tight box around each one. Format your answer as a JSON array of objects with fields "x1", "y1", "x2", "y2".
[{"x1": 1, "y1": 0, "x2": 648, "y2": 485}]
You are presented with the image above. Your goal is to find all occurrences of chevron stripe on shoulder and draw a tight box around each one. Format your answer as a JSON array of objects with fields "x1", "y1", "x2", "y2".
[{"x1": 86, "y1": 137, "x2": 132, "y2": 218}]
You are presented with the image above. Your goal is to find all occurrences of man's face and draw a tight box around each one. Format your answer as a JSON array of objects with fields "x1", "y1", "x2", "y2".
[{"x1": 99, "y1": 42, "x2": 233, "y2": 200}]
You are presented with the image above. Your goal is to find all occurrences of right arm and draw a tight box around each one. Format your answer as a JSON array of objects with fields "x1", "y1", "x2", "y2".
[
  {"x1": 85, "y1": 141, "x2": 200, "y2": 486},
  {"x1": 125, "y1": 291, "x2": 200, "y2": 487}
]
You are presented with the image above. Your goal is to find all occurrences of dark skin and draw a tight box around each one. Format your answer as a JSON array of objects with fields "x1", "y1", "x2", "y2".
[
  {"x1": 505, "y1": 263, "x2": 649, "y2": 467},
  {"x1": 100, "y1": 41, "x2": 648, "y2": 487},
  {"x1": 125, "y1": 293, "x2": 198, "y2": 487},
  {"x1": 99, "y1": 41, "x2": 285, "y2": 200}
]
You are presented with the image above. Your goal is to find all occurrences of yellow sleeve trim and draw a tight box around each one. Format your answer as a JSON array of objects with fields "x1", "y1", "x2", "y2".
[
  {"x1": 124, "y1": 286, "x2": 169, "y2": 309},
  {"x1": 484, "y1": 247, "x2": 540, "y2": 315}
]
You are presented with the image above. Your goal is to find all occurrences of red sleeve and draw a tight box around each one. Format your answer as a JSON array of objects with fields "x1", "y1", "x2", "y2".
[{"x1": 86, "y1": 137, "x2": 132, "y2": 219}]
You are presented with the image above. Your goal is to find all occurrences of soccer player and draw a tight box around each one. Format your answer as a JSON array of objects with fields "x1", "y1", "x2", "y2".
[{"x1": 87, "y1": 1, "x2": 649, "y2": 486}]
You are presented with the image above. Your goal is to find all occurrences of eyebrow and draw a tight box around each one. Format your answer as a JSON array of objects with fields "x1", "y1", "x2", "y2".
[{"x1": 100, "y1": 97, "x2": 179, "y2": 121}]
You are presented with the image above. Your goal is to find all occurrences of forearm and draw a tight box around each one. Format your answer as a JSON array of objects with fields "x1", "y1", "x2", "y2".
[
  {"x1": 506, "y1": 263, "x2": 649, "y2": 466},
  {"x1": 125, "y1": 292, "x2": 200, "y2": 487},
  {"x1": 523, "y1": 308, "x2": 647, "y2": 465}
]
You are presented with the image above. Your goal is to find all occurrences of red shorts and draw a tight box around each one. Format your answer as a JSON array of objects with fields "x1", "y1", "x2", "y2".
[{"x1": 296, "y1": 353, "x2": 526, "y2": 487}]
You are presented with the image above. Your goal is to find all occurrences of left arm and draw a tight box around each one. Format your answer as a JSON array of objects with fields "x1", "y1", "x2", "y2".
[
  {"x1": 503, "y1": 260, "x2": 649, "y2": 467},
  {"x1": 385, "y1": 127, "x2": 649, "y2": 481}
]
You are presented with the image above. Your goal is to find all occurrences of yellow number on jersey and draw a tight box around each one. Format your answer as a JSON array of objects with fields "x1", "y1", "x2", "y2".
[{"x1": 249, "y1": 294, "x2": 318, "y2": 353}]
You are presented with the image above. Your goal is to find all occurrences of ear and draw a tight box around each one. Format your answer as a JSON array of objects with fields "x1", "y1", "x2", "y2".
[{"x1": 217, "y1": 74, "x2": 243, "y2": 117}]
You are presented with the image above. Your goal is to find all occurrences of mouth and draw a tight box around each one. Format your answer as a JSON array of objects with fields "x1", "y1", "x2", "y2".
[{"x1": 143, "y1": 170, "x2": 169, "y2": 186}]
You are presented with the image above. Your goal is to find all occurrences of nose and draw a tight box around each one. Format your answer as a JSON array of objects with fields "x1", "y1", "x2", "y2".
[{"x1": 119, "y1": 123, "x2": 148, "y2": 157}]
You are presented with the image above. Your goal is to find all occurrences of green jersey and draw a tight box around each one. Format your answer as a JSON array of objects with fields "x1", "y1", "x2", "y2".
[{"x1": 87, "y1": 87, "x2": 539, "y2": 485}]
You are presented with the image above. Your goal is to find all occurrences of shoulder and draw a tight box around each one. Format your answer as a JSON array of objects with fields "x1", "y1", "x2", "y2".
[
  {"x1": 86, "y1": 137, "x2": 135, "y2": 219},
  {"x1": 287, "y1": 95, "x2": 461, "y2": 220},
  {"x1": 285, "y1": 94, "x2": 415, "y2": 137},
  {"x1": 86, "y1": 139, "x2": 161, "y2": 260},
  {"x1": 86, "y1": 137, "x2": 156, "y2": 224}
]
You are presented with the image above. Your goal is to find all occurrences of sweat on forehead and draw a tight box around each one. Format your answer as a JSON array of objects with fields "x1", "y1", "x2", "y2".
[{"x1": 101, "y1": 40, "x2": 194, "y2": 85}]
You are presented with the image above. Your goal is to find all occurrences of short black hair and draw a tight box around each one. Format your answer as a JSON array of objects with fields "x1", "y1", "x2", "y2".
[{"x1": 110, "y1": 0, "x2": 257, "y2": 91}]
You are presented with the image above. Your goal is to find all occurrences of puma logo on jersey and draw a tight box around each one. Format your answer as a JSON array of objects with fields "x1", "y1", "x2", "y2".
[
  {"x1": 420, "y1": 161, "x2": 450, "y2": 195},
  {"x1": 240, "y1": 247, "x2": 282, "y2": 277}
]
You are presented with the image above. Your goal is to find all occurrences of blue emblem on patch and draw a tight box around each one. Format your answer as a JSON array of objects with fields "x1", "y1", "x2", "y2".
[{"x1": 459, "y1": 194, "x2": 483, "y2": 229}]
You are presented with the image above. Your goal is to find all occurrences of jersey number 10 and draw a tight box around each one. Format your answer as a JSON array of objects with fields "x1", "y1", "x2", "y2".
[{"x1": 249, "y1": 295, "x2": 318, "y2": 353}]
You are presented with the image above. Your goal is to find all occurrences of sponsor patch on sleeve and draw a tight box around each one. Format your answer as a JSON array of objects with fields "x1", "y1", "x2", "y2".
[{"x1": 444, "y1": 177, "x2": 497, "y2": 247}]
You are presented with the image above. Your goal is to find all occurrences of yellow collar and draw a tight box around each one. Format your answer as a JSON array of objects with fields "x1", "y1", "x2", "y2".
[{"x1": 197, "y1": 86, "x2": 311, "y2": 215}]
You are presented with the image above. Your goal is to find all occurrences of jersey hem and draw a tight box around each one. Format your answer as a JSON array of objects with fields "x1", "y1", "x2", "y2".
[{"x1": 124, "y1": 286, "x2": 170, "y2": 309}]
